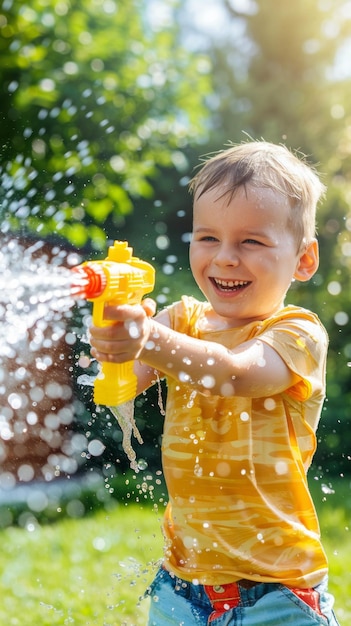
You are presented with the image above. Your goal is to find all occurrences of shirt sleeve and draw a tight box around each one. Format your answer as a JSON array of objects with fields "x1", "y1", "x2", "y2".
[
  {"x1": 258, "y1": 310, "x2": 328, "y2": 402},
  {"x1": 167, "y1": 296, "x2": 207, "y2": 336}
]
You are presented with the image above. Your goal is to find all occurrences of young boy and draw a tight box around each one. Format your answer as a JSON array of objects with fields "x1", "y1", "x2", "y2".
[{"x1": 89, "y1": 141, "x2": 340, "y2": 625}]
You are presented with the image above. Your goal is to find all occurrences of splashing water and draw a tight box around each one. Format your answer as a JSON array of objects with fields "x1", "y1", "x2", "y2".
[
  {"x1": 109, "y1": 402, "x2": 144, "y2": 472},
  {"x1": 0, "y1": 238, "x2": 85, "y2": 483},
  {"x1": 77, "y1": 369, "x2": 165, "y2": 472},
  {"x1": 0, "y1": 239, "x2": 80, "y2": 356},
  {"x1": 1, "y1": 237, "x2": 164, "y2": 479},
  {"x1": 109, "y1": 371, "x2": 165, "y2": 472},
  {"x1": 77, "y1": 372, "x2": 145, "y2": 472}
]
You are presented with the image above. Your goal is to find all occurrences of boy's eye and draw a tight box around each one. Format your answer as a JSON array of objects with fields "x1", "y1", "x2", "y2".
[
  {"x1": 199, "y1": 236, "x2": 218, "y2": 242},
  {"x1": 243, "y1": 238, "x2": 263, "y2": 245}
]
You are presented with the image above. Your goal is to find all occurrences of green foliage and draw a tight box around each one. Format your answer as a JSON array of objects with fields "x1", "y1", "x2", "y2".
[
  {"x1": 2, "y1": 0, "x2": 351, "y2": 478},
  {"x1": 209, "y1": 0, "x2": 349, "y2": 152},
  {"x1": 68, "y1": 0, "x2": 351, "y2": 478},
  {"x1": 0, "y1": 0, "x2": 211, "y2": 248}
]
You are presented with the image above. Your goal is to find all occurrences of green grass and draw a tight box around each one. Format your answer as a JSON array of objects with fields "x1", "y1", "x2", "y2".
[
  {"x1": 309, "y1": 476, "x2": 351, "y2": 625},
  {"x1": 0, "y1": 502, "x2": 164, "y2": 626},
  {"x1": 0, "y1": 476, "x2": 350, "y2": 625}
]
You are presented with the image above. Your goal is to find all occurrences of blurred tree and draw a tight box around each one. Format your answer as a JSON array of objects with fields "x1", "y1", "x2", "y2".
[
  {"x1": 205, "y1": 0, "x2": 348, "y2": 152},
  {"x1": 2, "y1": 0, "x2": 350, "y2": 479},
  {"x1": 0, "y1": 0, "x2": 211, "y2": 250},
  {"x1": 0, "y1": 0, "x2": 212, "y2": 481}
]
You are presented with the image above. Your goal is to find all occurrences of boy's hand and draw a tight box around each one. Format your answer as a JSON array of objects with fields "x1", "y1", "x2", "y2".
[{"x1": 89, "y1": 298, "x2": 156, "y2": 363}]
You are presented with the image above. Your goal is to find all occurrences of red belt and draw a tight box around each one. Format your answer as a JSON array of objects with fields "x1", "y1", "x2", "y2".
[
  {"x1": 204, "y1": 580, "x2": 324, "y2": 622},
  {"x1": 204, "y1": 580, "x2": 256, "y2": 622}
]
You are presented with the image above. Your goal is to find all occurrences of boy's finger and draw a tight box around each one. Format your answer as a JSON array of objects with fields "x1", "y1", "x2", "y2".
[
  {"x1": 142, "y1": 297, "x2": 157, "y2": 317},
  {"x1": 102, "y1": 304, "x2": 140, "y2": 320}
]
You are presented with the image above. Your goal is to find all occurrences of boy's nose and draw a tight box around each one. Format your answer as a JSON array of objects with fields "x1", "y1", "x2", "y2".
[{"x1": 214, "y1": 245, "x2": 240, "y2": 266}]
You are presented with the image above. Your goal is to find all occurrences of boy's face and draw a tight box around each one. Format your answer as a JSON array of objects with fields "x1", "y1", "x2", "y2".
[{"x1": 190, "y1": 184, "x2": 307, "y2": 328}]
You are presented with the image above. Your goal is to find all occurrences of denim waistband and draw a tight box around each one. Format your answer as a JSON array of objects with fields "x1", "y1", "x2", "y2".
[{"x1": 160, "y1": 566, "x2": 327, "y2": 623}]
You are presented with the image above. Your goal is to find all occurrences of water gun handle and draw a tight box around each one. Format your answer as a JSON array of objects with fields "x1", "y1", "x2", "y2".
[
  {"x1": 95, "y1": 361, "x2": 137, "y2": 406},
  {"x1": 72, "y1": 241, "x2": 155, "y2": 407}
]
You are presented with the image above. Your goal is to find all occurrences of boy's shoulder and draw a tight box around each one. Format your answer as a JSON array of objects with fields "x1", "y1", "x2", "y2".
[
  {"x1": 166, "y1": 298, "x2": 328, "y2": 346},
  {"x1": 167, "y1": 298, "x2": 326, "y2": 328},
  {"x1": 258, "y1": 305, "x2": 329, "y2": 359},
  {"x1": 263, "y1": 304, "x2": 328, "y2": 336},
  {"x1": 167, "y1": 295, "x2": 210, "y2": 334}
]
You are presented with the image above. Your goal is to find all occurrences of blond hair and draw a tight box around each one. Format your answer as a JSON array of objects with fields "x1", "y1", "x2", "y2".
[{"x1": 189, "y1": 141, "x2": 325, "y2": 246}]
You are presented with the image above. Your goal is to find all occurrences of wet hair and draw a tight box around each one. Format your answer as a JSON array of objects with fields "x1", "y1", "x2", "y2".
[{"x1": 189, "y1": 141, "x2": 326, "y2": 246}]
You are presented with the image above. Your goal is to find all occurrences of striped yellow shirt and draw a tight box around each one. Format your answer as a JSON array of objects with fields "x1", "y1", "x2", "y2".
[{"x1": 161, "y1": 296, "x2": 329, "y2": 588}]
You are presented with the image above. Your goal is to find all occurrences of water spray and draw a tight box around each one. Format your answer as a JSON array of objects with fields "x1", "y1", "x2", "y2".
[{"x1": 1, "y1": 238, "x2": 155, "y2": 477}]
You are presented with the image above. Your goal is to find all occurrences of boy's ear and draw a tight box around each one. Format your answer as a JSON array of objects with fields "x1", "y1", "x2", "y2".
[{"x1": 294, "y1": 239, "x2": 319, "y2": 282}]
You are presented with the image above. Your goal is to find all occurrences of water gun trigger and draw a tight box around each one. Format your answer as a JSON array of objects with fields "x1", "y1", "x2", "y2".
[{"x1": 91, "y1": 300, "x2": 109, "y2": 328}]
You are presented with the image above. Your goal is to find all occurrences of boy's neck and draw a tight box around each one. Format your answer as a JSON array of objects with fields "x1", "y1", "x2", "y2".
[{"x1": 201, "y1": 300, "x2": 287, "y2": 331}]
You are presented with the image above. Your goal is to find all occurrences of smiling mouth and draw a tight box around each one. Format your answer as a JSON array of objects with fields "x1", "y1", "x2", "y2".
[{"x1": 212, "y1": 278, "x2": 250, "y2": 292}]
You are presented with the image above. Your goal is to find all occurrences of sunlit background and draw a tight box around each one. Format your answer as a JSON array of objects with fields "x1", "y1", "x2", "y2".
[{"x1": 0, "y1": 0, "x2": 351, "y2": 623}]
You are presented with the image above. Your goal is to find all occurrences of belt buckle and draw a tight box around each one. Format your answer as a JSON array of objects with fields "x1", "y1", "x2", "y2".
[{"x1": 205, "y1": 581, "x2": 241, "y2": 622}]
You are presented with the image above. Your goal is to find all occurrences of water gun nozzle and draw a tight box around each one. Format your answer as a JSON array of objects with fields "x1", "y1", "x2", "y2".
[{"x1": 70, "y1": 263, "x2": 107, "y2": 299}]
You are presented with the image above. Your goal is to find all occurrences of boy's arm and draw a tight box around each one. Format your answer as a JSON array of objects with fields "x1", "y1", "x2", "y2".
[
  {"x1": 89, "y1": 303, "x2": 299, "y2": 398},
  {"x1": 133, "y1": 307, "x2": 171, "y2": 395},
  {"x1": 142, "y1": 317, "x2": 298, "y2": 398}
]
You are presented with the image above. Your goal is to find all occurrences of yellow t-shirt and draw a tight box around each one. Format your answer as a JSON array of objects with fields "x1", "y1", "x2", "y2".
[{"x1": 161, "y1": 296, "x2": 329, "y2": 588}]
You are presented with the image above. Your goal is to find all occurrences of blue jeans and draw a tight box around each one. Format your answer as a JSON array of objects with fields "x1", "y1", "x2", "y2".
[{"x1": 146, "y1": 566, "x2": 340, "y2": 626}]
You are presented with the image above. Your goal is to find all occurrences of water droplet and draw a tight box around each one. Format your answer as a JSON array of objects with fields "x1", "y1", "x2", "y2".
[
  {"x1": 88, "y1": 439, "x2": 106, "y2": 457},
  {"x1": 240, "y1": 411, "x2": 250, "y2": 422},
  {"x1": 216, "y1": 462, "x2": 231, "y2": 477},
  {"x1": 264, "y1": 398, "x2": 276, "y2": 411},
  {"x1": 179, "y1": 371, "x2": 191, "y2": 383},
  {"x1": 187, "y1": 390, "x2": 197, "y2": 408},
  {"x1": 327, "y1": 281, "x2": 341, "y2": 296},
  {"x1": 275, "y1": 461, "x2": 288, "y2": 475},
  {"x1": 93, "y1": 537, "x2": 107, "y2": 551},
  {"x1": 220, "y1": 382, "x2": 234, "y2": 396},
  {"x1": 137, "y1": 458, "x2": 148, "y2": 471},
  {"x1": 127, "y1": 321, "x2": 141, "y2": 339},
  {"x1": 201, "y1": 375, "x2": 215, "y2": 389},
  {"x1": 194, "y1": 464, "x2": 203, "y2": 477},
  {"x1": 156, "y1": 235, "x2": 169, "y2": 250},
  {"x1": 334, "y1": 311, "x2": 349, "y2": 326},
  {"x1": 8, "y1": 393, "x2": 22, "y2": 409},
  {"x1": 321, "y1": 483, "x2": 335, "y2": 495}
]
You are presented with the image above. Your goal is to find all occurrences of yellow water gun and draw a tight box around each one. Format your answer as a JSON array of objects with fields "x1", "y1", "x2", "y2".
[{"x1": 71, "y1": 240, "x2": 155, "y2": 406}]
